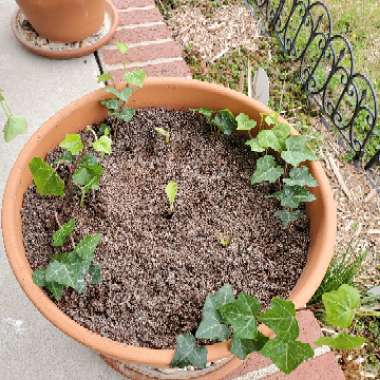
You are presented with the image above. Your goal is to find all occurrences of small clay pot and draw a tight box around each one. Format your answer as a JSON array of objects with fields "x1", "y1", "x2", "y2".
[
  {"x1": 2, "y1": 78, "x2": 337, "y2": 379},
  {"x1": 16, "y1": 0, "x2": 106, "y2": 42}
]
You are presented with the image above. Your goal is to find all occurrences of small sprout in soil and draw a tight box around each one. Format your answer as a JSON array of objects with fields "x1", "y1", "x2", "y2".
[
  {"x1": 32, "y1": 232, "x2": 102, "y2": 300},
  {"x1": 165, "y1": 180, "x2": 178, "y2": 213},
  {"x1": 218, "y1": 234, "x2": 231, "y2": 248},
  {"x1": 1, "y1": 88, "x2": 27, "y2": 142},
  {"x1": 154, "y1": 127, "x2": 171, "y2": 144},
  {"x1": 174, "y1": 284, "x2": 366, "y2": 374}
]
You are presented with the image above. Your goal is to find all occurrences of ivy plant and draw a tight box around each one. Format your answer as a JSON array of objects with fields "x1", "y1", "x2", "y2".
[
  {"x1": 193, "y1": 109, "x2": 318, "y2": 226},
  {"x1": 1, "y1": 88, "x2": 27, "y2": 142},
  {"x1": 33, "y1": 219, "x2": 102, "y2": 300},
  {"x1": 97, "y1": 42, "x2": 146, "y2": 129},
  {"x1": 172, "y1": 284, "x2": 366, "y2": 374}
]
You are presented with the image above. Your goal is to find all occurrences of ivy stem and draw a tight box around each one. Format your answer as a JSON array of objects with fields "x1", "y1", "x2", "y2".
[
  {"x1": 87, "y1": 126, "x2": 98, "y2": 142},
  {"x1": 0, "y1": 100, "x2": 11, "y2": 118},
  {"x1": 54, "y1": 211, "x2": 75, "y2": 249},
  {"x1": 355, "y1": 308, "x2": 380, "y2": 318}
]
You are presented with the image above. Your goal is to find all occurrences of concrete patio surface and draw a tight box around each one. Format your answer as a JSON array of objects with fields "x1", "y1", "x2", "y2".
[{"x1": 0, "y1": 1, "x2": 121, "y2": 379}]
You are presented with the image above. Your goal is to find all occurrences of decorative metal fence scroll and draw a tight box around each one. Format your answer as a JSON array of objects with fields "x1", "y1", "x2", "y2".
[{"x1": 245, "y1": 0, "x2": 380, "y2": 170}]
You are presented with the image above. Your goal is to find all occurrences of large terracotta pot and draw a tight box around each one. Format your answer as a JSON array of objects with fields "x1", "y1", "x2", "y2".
[
  {"x1": 16, "y1": 0, "x2": 106, "y2": 42},
  {"x1": 2, "y1": 78, "x2": 336, "y2": 379}
]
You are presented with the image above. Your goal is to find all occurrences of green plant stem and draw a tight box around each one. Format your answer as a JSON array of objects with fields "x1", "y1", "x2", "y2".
[
  {"x1": 0, "y1": 100, "x2": 11, "y2": 118},
  {"x1": 80, "y1": 190, "x2": 86, "y2": 208},
  {"x1": 355, "y1": 309, "x2": 380, "y2": 318}
]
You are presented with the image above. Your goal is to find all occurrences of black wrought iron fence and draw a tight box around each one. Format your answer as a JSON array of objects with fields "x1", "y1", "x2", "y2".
[{"x1": 245, "y1": 0, "x2": 380, "y2": 170}]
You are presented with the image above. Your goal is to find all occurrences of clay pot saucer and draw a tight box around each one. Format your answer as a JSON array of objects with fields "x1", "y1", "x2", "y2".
[{"x1": 11, "y1": 0, "x2": 118, "y2": 60}]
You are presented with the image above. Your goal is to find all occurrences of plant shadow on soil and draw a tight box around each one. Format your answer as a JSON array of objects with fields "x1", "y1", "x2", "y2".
[{"x1": 21, "y1": 108, "x2": 309, "y2": 349}]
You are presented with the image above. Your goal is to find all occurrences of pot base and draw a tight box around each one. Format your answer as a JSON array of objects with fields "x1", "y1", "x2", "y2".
[
  {"x1": 11, "y1": 0, "x2": 118, "y2": 59},
  {"x1": 101, "y1": 355, "x2": 243, "y2": 380}
]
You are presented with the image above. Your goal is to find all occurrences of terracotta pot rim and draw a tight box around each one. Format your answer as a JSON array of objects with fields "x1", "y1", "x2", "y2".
[
  {"x1": 11, "y1": 0, "x2": 118, "y2": 59},
  {"x1": 2, "y1": 77, "x2": 336, "y2": 368}
]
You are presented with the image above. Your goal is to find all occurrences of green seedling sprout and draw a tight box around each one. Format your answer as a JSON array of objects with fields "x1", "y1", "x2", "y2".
[
  {"x1": 165, "y1": 180, "x2": 178, "y2": 213},
  {"x1": 154, "y1": 127, "x2": 171, "y2": 144}
]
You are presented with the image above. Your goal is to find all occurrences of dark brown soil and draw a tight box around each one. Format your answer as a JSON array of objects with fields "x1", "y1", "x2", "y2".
[{"x1": 21, "y1": 109, "x2": 309, "y2": 349}]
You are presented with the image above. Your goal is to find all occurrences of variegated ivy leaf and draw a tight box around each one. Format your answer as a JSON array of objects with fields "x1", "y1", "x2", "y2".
[
  {"x1": 272, "y1": 185, "x2": 316, "y2": 209},
  {"x1": 29, "y1": 157, "x2": 65, "y2": 196},
  {"x1": 245, "y1": 138, "x2": 265, "y2": 152},
  {"x1": 283, "y1": 167, "x2": 317, "y2": 187},
  {"x1": 251, "y1": 155, "x2": 284, "y2": 184},
  {"x1": 52, "y1": 218, "x2": 76, "y2": 247},
  {"x1": 260, "y1": 338, "x2": 314, "y2": 374},
  {"x1": 322, "y1": 284, "x2": 360, "y2": 328},
  {"x1": 32, "y1": 268, "x2": 47, "y2": 287},
  {"x1": 74, "y1": 233, "x2": 102, "y2": 263},
  {"x1": 105, "y1": 87, "x2": 133, "y2": 102},
  {"x1": 92, "y1": 135, "x2": 112, "y2": 155},
  {"x1": 230, "y1": 332, "x2": 268, "y2": 360},
  {"x1": 46, "y1": 281, "x2": 65, "y2": 301},
  {"x1": 281, "y1": 136, "x2": 317, "y2": 167},
  {"x1": 212, "y1": 109, "x2": 237, "y2": 135},
  {"x1": 257, "y1": 129, "x2": 282, "y2": 152},
  {"x1": 124, "y1": 69, "x2": 146, "y2": 88},
  {"x1": 218, "y1": 293, "x2": 261, "y2": 339},
  {"x1": 115, "y1": 41, "x2": 128, "y2": 54},
  {"x1": 195, "y1": 284, "x2": 234, "y2": 341},
  {"x1": 274, "y1": 210, "x2": 302, "y2": 226},
  {"x1": 59, "y1": 134, "x2": 84, "y2": 156},
  {"x1": 258, "y1": 298, "x2": 299, "y2": 341},
  {"x1": 112, "y1": 107, "x2": 135, "y2": 123},
  {"x1": 172, "y1": 333, "x2": 207, "y2": 369},
  {"x1": 236, "y1": 113, "x2": 257, "y2": 131},
  {"x1": 315, "y1": 333, "x2": 365, "y2": 350},
  {"x1": 3, "y1": 115, "x2": 27, "y2": 142}
]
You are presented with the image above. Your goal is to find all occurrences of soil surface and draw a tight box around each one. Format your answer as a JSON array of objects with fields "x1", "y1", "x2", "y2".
[{"x1": 22, "y1": 109, "x2": 309, "y2": 349}]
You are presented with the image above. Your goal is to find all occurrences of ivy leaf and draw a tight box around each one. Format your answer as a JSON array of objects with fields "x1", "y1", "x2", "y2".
[
  {"x1": 100, "y1": 99, "x2": 120, "y2": 111},
  {"x1": 89, "y1": 263, "x2": 102, "y2": 284},
  {"x1": 45, "y1": 260, "x2": 87, "y2": 292},
  {"x1": 53, "y1": 150, "x2": 74, "y2": 165},
  {"x1": 230, "y1": 332, "x2": 268, "y2": 360},
  {"x1": 105, "y1": 87, "x2": 133, "y2": 102},
  {"x1": 245, "y1": 138, "x2": 265, "y2": 152},
  {"x1": 251, "y1": 155, "x2": 284, "y2": 184},
  {"x1": 59, "y1": 133, "x2": 84, "y2": 156},
  {"x1": 212, "y1": 109, "x2": 237, "y2": 135},
  {"x1": 258, "y1": 298, "x2": 299, "y2": 341},
  {"x1": 260, "y1": 337, "x2": 314, "y2": 374},
  {"x1": 236, "y1": 113, "x2": 257, "y2": 131},
  {"x1": 97, "y1": 72, "x2": 112, "y2": 83},
  {"x1": 283, "y1": 167, "x2": 317, "y2": 187},
  {"x1": 281, "y1": 136, "x2": 317, "y2": 167},
  {"x1": 111, "y1": 107, "x2": 135, "y2": 123},
  {"x1": 315, "y1": 333, "x2": 365, "y2": 350},
  {"x1": 52, "y1": 218, "x2": 76, "y2": 247},
  {"x1": 29, "y1": 157, "x2": 65, "y2": 196},
  {"x1": 274, "y1": 210, "x2": 302, "y2": 226},
  {"x1": 322, "y1": 284, "x2": 361, "y2": 328},
  {"x1": 272, "y1": 185, "x2": 316, "y2": 209},
  {"x1": 192, "y1": 108, "x2": 213, "y2": 119},
  {"x1": 74, "y1": 233, "x2": 102, "y2": 263},
  {"x1": 257, "y1": 130, "x2": 282, "y2": 152},
  {"x1": 92, "y1": 135, "x2": 112, "y2": 155},
  {"x1": 195, "y1": 307, "x2": 230, "y2": 341},
  {"x1": 165, "y1": 180, "x2": 178, "y2": 212},
  {"x1": 264, "y1": 113, "x2": 279, "y2": 126},
  {"x1": 3, "y1": 115, "x2": 27, "y2": 142},
  {"x1": 172, "y1": 333, "x2": 207, "y2": 369},
  {"x1": 124, "y1": 69, "x2": 146, "y2": 88},
  {"x1": 115, "y1": 41, "x2": 128, "y2": 54},
  {"x1": 218, "y1": 293, "x2": 260, "y2": 339},
  {"x1": 272, "y1": 123, "x2": 291, "y2": 142},
  {"x1": 204, "y1": 284, "x2": 234, "y2": 311},
  {"x1": 32, "y1": 268, "x2": 46, "y2": 287},
  {"x1": 46, "y1": 281, "x2": 65, "y2": 301},
  {"x1": 73, "y1": 154, "x2": 103, "y2": 192}
]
